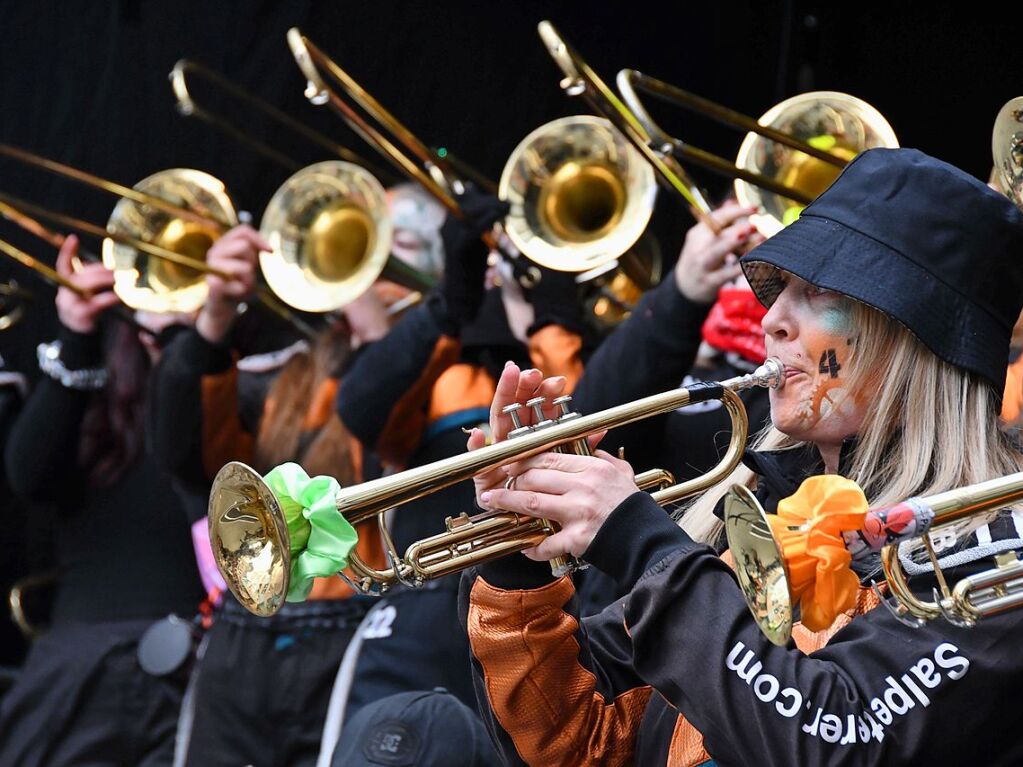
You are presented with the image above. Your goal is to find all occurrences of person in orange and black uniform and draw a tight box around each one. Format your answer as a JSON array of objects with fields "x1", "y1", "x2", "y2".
[
  {"x1": 147, "y1": 225, "x2": 390, "y2": 767},
  {"x1": 460, "y1": 149, "x2": 1023, "y2": 765},
  {"x1": 569, "y1": 201, "x2": 774, "y2": 615},
  {"x1": 334, "y1": 189, "x2": 588, "y2": 722},
  {"x1": 1, "y1": 235, "x2": 204, "y2": 767}
]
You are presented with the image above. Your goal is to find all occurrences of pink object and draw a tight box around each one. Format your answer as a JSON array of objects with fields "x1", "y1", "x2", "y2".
[{"x1": 192, "y1": 517, "x2": 227, "y2": 598}]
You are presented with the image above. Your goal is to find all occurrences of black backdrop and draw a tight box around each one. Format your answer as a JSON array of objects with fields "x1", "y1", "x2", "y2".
[{"x1": 0, "y1": 0, "x2": 1018, "y2": 370}]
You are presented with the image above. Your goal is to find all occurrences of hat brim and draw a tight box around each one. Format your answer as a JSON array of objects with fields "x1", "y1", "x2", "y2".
[{"x1": 740, "y1": 214, "x2": 1010, "y2": 389}]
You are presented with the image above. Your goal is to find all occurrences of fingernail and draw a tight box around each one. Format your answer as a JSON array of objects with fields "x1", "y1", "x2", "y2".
[
  {"x1": 481, "y1": 491, "x2": 492, "y2": 504},
  {"x1": 505, "y1": 360, "x2": 514, "y2": 368}
]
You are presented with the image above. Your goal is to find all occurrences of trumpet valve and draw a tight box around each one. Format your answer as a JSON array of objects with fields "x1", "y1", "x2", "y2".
[
  {"x1": 526, "y1": 396, "x2": 555, "y2": 428},
  {"x1": 503, "y1": 403, "x2": 531, "y2": 438},
  {"x1": 552, "y1": 395, "x2": 575, "y2": 418}
]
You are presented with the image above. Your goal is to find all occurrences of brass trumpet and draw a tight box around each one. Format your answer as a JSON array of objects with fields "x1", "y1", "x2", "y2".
[
  {"x1": 209, "y1": 359, "x2": 783, "y2": 616},
  {"x1": 725, "y1": 473, "x2": 1023, "y2": 646},
  {"x1": 992, "y1": 96, "x2": 1023, "y2": 210}
]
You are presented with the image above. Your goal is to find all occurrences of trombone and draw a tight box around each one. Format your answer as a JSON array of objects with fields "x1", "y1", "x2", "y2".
[
  {"x1": 0, "y1": 143, "x2": 314, "y2": 334},
  {"x1": 286, "y1": 28, "x2": 658, "y2": 289},
  {"x1": 725, "y1": 474, "x2": 1023, "y2": 646},
  {"x1": 992, "y1": 96, "x2": 1023, "y2": 210},
  {"x1": 208, "y1": 358, "x2": 783, "y2": 616},
  {"x1": 0, "y1": 280, "x2": 30, "y2": 331},
  {"x1": 170, "y1": 60, "x2": 436, "y2": 313},
  {"x1": 539, "y1": 21, "x2": 898, "y2": 236}
]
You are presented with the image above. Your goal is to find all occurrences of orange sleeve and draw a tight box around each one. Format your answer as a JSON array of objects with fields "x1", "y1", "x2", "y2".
[
  {"x1": 468, "y1": 575, "x2": 651, "y2": 766},
  {"x1": 375, "y1": 335, "x2": 462, "y2": 465},
  {"x1": 200, "y1": 365, "x2": 254, "y2": 481},
  {"x1": 1002, "y1": 355, "x2": 1023, "y2": 423},
  {"x1": 528, "y1": 325, "x2": 584, "y2": 392}
]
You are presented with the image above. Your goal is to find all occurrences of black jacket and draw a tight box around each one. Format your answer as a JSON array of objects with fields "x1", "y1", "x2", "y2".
[{"x1": 460, "y1": 445, "x2": 1023, "y2": 766}]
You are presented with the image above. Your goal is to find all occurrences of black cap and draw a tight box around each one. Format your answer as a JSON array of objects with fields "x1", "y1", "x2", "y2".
[
  {"x1": 741, "y1": 147, "x2": 1023, "y2": 390},
  {"x1": 331, "y1": 689, "x2": 501, "y2": 767}
]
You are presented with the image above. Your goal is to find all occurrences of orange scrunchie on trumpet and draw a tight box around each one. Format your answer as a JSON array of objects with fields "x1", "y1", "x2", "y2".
[{"x1": 767, "y1": 475, "x2": 869, "y2": 631}]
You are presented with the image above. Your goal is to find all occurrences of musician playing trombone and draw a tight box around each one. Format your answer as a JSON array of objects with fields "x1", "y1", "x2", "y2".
[{"x1": 460, "y1": 148, "x2": 1023, "y2": 765}]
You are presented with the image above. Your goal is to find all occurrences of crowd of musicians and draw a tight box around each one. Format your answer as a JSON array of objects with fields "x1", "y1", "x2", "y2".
[{"x1": 3, "y1": 35, "x2": 1023, "y2": 767}]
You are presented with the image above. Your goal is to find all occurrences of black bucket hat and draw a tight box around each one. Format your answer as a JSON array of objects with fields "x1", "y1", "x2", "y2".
[{"x1": 740, "y1": 147, "x2": 1023, "y2": 391}]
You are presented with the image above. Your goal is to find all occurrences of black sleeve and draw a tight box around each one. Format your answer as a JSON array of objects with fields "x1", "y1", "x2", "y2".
[
  {"x1": 571, "y1": 277, "x2": 712, "y2": 468},
  {"x1": 3, "y1": 328, "x2": 100, "y2": 504},
  {"x1": 336, "y1": 294, "x2": 449, "y2": 447},
  {"x1": 586, "y1": 491, "x2": 1023, "y2": 766},
  {"x1": 147, "y1": 327, "x2": 233, "y2": 488}
]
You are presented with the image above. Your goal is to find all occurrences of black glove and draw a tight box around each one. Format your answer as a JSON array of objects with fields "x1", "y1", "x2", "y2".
[
  {"x1": 524, "y1": 266, "x2": 585, "y2": 335},
  {"x1": 436, "y1": 188, "x2": 509, "y2": 336}
]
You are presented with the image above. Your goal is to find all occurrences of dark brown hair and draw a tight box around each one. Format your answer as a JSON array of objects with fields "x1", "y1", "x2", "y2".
[{"x1": 78, "y1": 321, "x2": 150, "y2": 487}]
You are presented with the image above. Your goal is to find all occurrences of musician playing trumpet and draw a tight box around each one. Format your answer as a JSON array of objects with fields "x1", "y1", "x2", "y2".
[{"x1": 460, "y1": 149, "x2": 1023, "y2": 765}]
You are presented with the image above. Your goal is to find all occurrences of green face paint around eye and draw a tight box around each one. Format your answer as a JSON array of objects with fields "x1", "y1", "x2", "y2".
[{"x1": 818, "y1": 297, "x2": 854, "y2": 335}]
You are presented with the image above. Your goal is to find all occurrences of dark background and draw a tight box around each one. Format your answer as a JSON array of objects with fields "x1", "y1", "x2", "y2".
[{"x1": 0, "y1": 0, "x2": 1017, "y2": 659}]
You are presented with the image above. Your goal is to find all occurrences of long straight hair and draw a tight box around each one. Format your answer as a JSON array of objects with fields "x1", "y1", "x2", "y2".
[
  {"x1": 253, "y1": 323, "x2": 357, "y2": 486},
  {"x1": 681, "y1": 302, "x2": 1023, "y2": 544}
]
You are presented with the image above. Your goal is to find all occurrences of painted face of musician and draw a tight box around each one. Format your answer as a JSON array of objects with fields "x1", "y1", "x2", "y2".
[{"x1": 761, "y1": 272, "x2": 866, "y2": 446}]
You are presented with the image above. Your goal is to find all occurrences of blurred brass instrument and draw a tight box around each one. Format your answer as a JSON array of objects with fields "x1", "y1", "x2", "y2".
[
  {"x1": 539, "y1": 21, "x2": 898, "y2": 236},
  {"x1": 725, "y1": 473, "x2": 1023, "y2": 646},
  {"x1": 171, "y1": 60, "x2": 435, "y2": 312},
  {"x1": 0, "y1": 280, "x2": 30, "y2": 331},
  {"x1": 992, "y1": 96, "x2": 1023, "y2": 209},
  {"x1": 209, "y1": 358, "x2": 783, "y2": 616},
  {"x1": 0, "y1": 145, "x2": 318, "y2": 335},
  {"x1": 286, "y1": 28, "x2": 658, "y2": 290}
]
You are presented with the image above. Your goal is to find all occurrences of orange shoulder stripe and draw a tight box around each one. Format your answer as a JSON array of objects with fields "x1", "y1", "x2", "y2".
[{"x1": 200, "y1": 365, "x2": 254, "y2": 480}]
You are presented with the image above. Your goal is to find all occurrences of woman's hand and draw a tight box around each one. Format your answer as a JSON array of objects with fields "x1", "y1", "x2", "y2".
[
  {"x1": 674, "y1": 201, "x2": 765, "y2": 304},
  {"x1": 466, "y1": 361, "x2": 635, "y2": 562},
  {"x1": 195, "y1": 224, "x2": 268, "y2": 344},
  {"x1": 54, "y1": 235, "x2": 119, "y2": 334}
]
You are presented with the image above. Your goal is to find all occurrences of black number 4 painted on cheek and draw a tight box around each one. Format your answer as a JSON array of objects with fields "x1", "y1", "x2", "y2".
[{"x1": 818, "y1": 349, "x2": 841, "y2": 378}]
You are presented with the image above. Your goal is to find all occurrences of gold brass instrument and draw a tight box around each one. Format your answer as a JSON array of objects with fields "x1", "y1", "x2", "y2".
[
  {"x1": 209, "y1": 358, "x2": 783, "y2": 616},
  {"x1": 725, "y1": 473, "x2": 1023, "y2": 646},
  {"x1": 0, "y1": 280, "x2": 30, "y2": 331},
  {"x1": 170, "y1": 61, "x2": 436, "y2": 312},
  {"x1": 0, "y1": 144, "x2": 313, "y2": 334},
  {"x1": 992, "y1": 96, "x2": 1023, "y2": 209},
  {"x1": 286, "y1": 28, "x2": 656, "y2": 286},
  {"x1": 539, "y1": 21, "x2": 898, "y2": 236}
]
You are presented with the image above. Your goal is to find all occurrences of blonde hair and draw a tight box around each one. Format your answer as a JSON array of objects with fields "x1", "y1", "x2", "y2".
[{"x1": 681, "y1": 301, "x2": 1023, "y2": 544}]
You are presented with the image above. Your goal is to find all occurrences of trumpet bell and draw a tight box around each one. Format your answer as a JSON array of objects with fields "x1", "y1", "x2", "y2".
[
  {"x1": 724, "y1": 484, "x2": 793, "y2": 646},
  {"x1": 260, "y1": 161, "x2": 394, "y2": 312},
  {"x1": 208, "y1": 461, "x2": 290, "y2": 617},
  {"x1": 500, "y1": 115, "x2": 656, "y2": 273},
  {"x1": 735, "y1": 92, "x2": 898, "y2": 236},
  {"x1": 103, "y1": 169, "x2": 236, "y2": 313}
]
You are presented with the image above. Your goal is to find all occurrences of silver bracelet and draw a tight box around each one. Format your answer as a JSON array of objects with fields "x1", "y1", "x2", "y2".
[{"x1": 37, "y1": 340, "x2": 109, "y2": 391}]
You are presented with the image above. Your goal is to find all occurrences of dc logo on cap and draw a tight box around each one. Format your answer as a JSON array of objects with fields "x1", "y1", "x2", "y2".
[{"x1": 363, "y1": 720, "x2": 421, "y2": 765}]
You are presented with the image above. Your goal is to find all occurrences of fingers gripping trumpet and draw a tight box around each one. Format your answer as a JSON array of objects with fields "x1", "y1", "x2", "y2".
[{"x1": 208, "y1": 359, "x2": 784, "y2": 616}]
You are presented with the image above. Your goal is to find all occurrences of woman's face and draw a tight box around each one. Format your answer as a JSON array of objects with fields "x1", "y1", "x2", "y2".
[{"x1": 761, "y1": 272, "x2": 866, "y2": 445}]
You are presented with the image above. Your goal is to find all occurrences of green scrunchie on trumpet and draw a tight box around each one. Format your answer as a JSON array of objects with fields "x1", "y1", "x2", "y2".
[{"x1": 263, "y1": 462, "x2": 358, "y2": 602}]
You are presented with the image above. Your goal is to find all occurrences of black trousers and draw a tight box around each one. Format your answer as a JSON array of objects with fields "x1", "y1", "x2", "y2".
[
  {"x1": 181, "y1": 597, "x2": 366, "y2": 767},
  {"x1": 0, "y1": 620, "x2": 184, "y2": 767}
]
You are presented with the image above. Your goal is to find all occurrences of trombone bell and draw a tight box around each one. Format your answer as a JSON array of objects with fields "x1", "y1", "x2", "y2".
[
  {"x1": 735, "y1": 92, "x2": 897, "y2": 236},
  {"x1": 102, "y1": 168, "x2": 237, "y2": 314},
  {"x1": 259, "y1": 160, "x2": 394, "y2": 313},
  {"x1": 500, "y1": 115, "x2": 656, "y2": 273}
]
